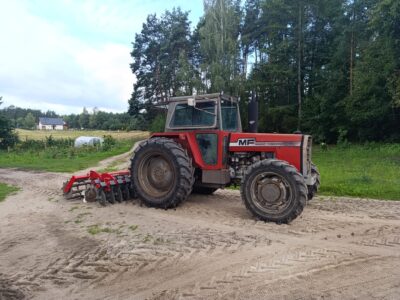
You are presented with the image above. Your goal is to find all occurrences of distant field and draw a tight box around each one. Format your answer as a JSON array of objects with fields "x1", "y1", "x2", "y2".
[
  {"x1": 313, "y1": 144, "x2": 400, "y2": 200},
  {"x1": 0, "y1": 140, "x2": 137, "y2": 173},
  {"x1": 1, "y1": 130, "x2": 149, "y2": 173},
  {"x1": 16, "y1": 129, "x2": 149, "y2": 141}
]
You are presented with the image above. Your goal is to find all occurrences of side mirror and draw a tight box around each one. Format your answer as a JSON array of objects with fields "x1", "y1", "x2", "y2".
[{"x1": 188, "y1": 97, "x2": 196, "y2": 107}]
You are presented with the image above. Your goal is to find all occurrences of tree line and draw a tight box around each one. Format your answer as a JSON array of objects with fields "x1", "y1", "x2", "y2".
[
  {"x1": 128, "y1": 0, "x2": 400, "y2": 143},
  {"x1": 0, "y1": 106, "x2": 148, "y2": 132}
]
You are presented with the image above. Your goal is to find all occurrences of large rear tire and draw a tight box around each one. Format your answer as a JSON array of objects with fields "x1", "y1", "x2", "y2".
[
  {"x1": 307, "y1": 163, "x2": 320, "y2": 200},
  {"x1": 131, "y1": 137, "x2": 194, "y2": 209},
  {"x1": 241, "y1": 159, "x2": 307, "y2": 224}
]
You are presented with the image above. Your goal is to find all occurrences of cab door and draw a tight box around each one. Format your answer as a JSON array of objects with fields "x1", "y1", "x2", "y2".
[{"x1": 194, "y1": 130, "x2": 230, "y2": 185}]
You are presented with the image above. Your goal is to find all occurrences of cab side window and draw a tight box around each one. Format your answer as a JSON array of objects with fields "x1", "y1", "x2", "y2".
[{"x1": 196, "y1": 133, "x2": 218, "y2": 165}]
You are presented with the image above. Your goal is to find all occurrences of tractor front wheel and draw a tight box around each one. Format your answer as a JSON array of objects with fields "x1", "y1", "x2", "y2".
[
  {"x1": 241, "y1": 159, "x2": 307, "y2": 224},
  {"x1": 131, "y1": 137, "x2": 194, "y2": 209},
  {"x1": 307, "y1": 163, "x2": 320, "y2": 200}
]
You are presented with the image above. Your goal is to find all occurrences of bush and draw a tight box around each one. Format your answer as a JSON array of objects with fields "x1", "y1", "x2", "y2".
[
  {"x1": 16, "y1": 137, "x2": 74, "y2": 151},
  {"x1": 0, "y1": 115, "x2": 19, "y2": 149},
  {"x1": 149, "y1": 114, "x2": 166, "y2": 133},
  {"x1": 128, "y1": 115, "x2": 148, "y2": 131},
  {"x1": 102, "y1": 135, "x2": 116, "y2": 151}
]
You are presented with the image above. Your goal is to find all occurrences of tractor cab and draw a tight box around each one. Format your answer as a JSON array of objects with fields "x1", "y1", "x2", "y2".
[{"x1": 164, "y1": 93, "x2": 242, "y2": 132}]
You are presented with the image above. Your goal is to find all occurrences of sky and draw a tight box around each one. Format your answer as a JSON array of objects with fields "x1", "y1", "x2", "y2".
[{"x1": 0, "y1": 0, "x2": 203, "y2": 115}]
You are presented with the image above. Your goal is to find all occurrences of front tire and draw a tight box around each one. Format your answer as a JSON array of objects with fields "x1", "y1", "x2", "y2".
[
  {"x1": 241, "y1": 159, "x2": 307, "y2": 224},
  {"x1": 307, "y1": 163, "x2": 321, "y2": 200},
  {"x1": 131, "y1": 137, "x2": 194, "y2": 209}
]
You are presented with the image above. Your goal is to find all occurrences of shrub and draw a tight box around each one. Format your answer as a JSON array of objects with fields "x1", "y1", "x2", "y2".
[
  {"x1": 0, "y1": 116, "x2": 19, "y2": 149},
  {"x1": 128, "y1": 115, "x2": 148, "y2": 131},
  {"x1": 149, "y1": 114, "x2": 166, "y2": 133},
  {"x1": 102, "y1": 135, "x2": 116, "y2": 151}
]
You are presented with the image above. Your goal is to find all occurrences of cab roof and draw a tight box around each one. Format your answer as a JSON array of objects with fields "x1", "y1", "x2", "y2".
[{"x1": 156, "y1": 93, "x2": 238, "y2": 106}]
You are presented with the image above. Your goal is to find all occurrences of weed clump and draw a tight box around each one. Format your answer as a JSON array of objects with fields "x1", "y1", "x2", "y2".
[{"x1": 87, "y1": 224, "x2": 117, "y2": 235}]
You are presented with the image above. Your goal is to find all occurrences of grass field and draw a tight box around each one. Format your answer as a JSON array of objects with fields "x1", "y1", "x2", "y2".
[
  {"x1": 0, "y1": 140, "x2": 136, "y2": 172},
  {"x1": 1, "y1": 130, "x2": 149, "y2": 173},
  {"x1": 0, "y1": 183, "x2": 20, "y2": 202},
  {"x1": 15, "y1": 129, "x2": 148, "y2": 141},
  {"x1": 313, "y1": 144, "x2": 400, "y2": 200}
]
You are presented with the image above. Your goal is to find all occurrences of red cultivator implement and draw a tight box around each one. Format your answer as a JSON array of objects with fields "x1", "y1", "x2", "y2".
[{"x1": 63, "y1": 170, "x2": 135, "y2": 205}]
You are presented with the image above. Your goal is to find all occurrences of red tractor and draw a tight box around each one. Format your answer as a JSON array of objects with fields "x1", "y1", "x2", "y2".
[{"x1": 131, "y1": 93, "x2": 319, "y2": 223}]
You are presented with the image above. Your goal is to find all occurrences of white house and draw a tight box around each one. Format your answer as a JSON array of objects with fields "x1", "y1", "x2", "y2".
[{"x1": 37, "y1": 117, "x2": 66, "y2": 130}]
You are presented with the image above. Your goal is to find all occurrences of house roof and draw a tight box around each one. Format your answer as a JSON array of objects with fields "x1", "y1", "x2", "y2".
[{"x1": 39, "y1": 117, "x2": 65, "y2": 126}]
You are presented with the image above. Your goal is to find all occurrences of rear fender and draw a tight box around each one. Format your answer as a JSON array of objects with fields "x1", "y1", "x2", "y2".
[
  {"x1": 150, "y1": 132, "x2": 227, "y2": 170},
  {"x1": 150, "y1": 132, "x2": 198, "y2": 165}
]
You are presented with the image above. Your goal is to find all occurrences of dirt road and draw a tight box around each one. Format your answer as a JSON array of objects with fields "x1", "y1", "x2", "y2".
[{"x1": 0, "y1": 162, "x2": 399, "y2": 299}]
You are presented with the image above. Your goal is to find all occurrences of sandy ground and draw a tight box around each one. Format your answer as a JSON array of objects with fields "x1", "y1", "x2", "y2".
[{"x1": 0, "y1": 153, "x2": 399, "y2": 299}]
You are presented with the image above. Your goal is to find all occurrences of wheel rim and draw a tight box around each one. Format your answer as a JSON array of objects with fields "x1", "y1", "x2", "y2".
[
  {"x1": 138, "y1": 152, "x2": 175, "y2": 198},
  {"x1": 250, "y1": 171, "x2": 293, "y2": 214}
]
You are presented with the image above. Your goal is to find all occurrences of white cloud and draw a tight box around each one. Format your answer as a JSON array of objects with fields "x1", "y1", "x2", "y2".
[
  {"x1": 75, "y1": 44, "x2": 135, "y2": 108},
  {"x1": 0, "y1": 0, "x2": 202, "y2": 114},
  {"x1": 0, "y1": 1, "x2": 135, "y2": 114}
]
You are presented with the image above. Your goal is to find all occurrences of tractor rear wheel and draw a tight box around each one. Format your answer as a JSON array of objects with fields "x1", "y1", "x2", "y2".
[
  {"x1": 131, "y1": 137, "x2": 194, "y2": 209},
  {"x1": 307, "y1": 163, "x2": 320, "y2": 200},
  {"x1": 192, "y1": 186, "x2": 218, "y2": 195},
  {"x1": 241, "y1": 159, "x2": 307, "y2": 224}
]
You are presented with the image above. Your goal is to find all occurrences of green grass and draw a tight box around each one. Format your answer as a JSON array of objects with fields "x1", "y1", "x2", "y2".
[
  {"x1": 0, "y1": 183, "x2": 20, "y2": 202},
  {"x1": 97, "y1": 157, "x2": 127, "y2": 173},
  {"x1": 313, "y1": 144, "x2": 400, "y2": 200},
  {"x1": 0, "y1": 139, "x2": 136, "y2": 172},
  {"x1": 128, "y1": 225, "x2": 138, "y2": 231},
  {"x1": 87, "y1": 224, "x2": 117, "y2": 235}
]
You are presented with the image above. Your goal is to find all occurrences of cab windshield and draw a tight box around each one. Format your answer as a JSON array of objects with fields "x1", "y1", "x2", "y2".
[
  {"x1": 221, "y1": 101, "x2": 239, "y2": 131},
  {"x1": 171, "y1": 101, "x2": 216, "y2": 127}
]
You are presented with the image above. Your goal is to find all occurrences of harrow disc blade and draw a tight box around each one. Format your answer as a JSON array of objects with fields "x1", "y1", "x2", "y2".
[
  {"x1": 114, "y1": 186, "x2": 123, "y2": 203},
  {"x1": 121, "y1": 184, "x2": 130, "y2": 201},
  {"x1": 84, "y1": 186, "x2": 97, "y2": 203},
  {"x1": 64, "y1": 192, "x2": 84, "y2": 200},
  {"x1": 98, "y1": 190, "x2": 108, "y2": 206},
  {"x1": 107, "y1": 190, "x2": 116, "y2": 204}
]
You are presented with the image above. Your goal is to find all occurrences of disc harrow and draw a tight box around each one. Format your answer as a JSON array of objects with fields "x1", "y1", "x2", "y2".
[{"x1": 63, "y1": 170, "x2": 135, "y2": 205}]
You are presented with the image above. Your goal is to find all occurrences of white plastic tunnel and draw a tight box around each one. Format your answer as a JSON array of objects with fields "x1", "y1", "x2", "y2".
[{"x1": 74, "y1": 136, "x2": 104, "y2": 148}]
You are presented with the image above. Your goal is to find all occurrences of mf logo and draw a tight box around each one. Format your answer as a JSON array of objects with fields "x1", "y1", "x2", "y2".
[{"x1": 237, "y1": 138, "x2": 256, "y2": 146}]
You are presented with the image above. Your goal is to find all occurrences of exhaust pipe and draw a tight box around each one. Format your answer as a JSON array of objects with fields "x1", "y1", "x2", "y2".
[{"x1": 248, "y1": 91, "x2": 258, "y2": 133}]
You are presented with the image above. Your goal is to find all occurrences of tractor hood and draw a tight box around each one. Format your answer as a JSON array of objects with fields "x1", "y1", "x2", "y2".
[{"x1": 229, "y1": 132, "x2": 303, "y2": 149}]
